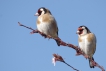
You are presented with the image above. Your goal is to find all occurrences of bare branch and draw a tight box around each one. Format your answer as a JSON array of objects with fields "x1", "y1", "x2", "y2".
[
  {"x1": 18, "y1": 22, "x2": 105, "y2": 71},
  {"x1": 18, "y1": 22, "x2": 35, "y2": 31},
  {"x1": 53, "y1": 54, "x2": 80, "y2": 71}
]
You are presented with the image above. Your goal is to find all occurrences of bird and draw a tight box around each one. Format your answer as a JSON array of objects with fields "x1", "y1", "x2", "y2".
[
  {"x1": 35, "y1": 7, "x2": 60, "y2": 46},
  {"x1": 76, "y1": 25, "x2": 96, "y2": 68}
]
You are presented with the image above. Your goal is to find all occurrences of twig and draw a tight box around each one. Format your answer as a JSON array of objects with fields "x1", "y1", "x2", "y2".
[
  {"x1": 63, "y1": 61, "x2": 80, "y2": 71},
  {"x1": 18, "y1": 22, "x2": 35, "y2": 30},
  {"x1": 18, "y1": 22, "x2": 105, "y2": 71},
  {"x1": 53, "y1": 54, "x2": 80, "y2": 71}
]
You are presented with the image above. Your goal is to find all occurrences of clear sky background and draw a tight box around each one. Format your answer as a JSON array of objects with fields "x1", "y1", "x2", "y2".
[{"x1": 0, "y1": 0, "x2": 106, "y2": 71}]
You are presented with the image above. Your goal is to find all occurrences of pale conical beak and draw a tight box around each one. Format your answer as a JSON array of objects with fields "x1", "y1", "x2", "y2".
[
  {"x1": 34, "y1": 13, "x2": 39, "y2": 16},
  {"x1": 76, "y1": 31, "x2": 80, "y2": 34}
]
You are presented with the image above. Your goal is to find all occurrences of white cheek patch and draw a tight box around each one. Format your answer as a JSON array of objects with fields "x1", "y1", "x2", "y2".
[
  {"x1": 81, "y1": 29, "x2": 88, "y2": 35},
  {"x1": 41, "y1": 11, "x2": 45, "y2": 15},
  {"x1": 40, "y1": 9, "x2": 45, "y2": 15},
  {"x1": 40, "y1": 8, "x2": 44, "y2": 11},
  {"x1": 82, "y1": 27, "x2": 85, "y2": 29}
]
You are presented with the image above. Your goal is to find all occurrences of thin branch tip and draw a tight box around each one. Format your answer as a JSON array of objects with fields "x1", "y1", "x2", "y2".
[
  {"x1": 53, "y1": 54, "x2": 80, "y2": 71},
  {"x1": 18, "y1": 22, "x2": 22, "y2": 26}
]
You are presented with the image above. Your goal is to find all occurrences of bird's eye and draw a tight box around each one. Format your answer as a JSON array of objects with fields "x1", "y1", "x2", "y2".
[
  {"x1": 78, "y1": 28, "x2": 83, "y2": 31},
  {"x1": 37, "y1": 9, "x2": 42, "y2": 15},
  {"x1": 38, "y1": 10, "x2": 41, "y2": 13}
]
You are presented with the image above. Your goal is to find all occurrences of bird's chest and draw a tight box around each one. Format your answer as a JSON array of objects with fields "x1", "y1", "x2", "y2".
[
  {"x1": 37, "y1": 18, "x2": 51, "y2": 34},
  {"x1": 79, "y1": 36, "x2": 91, "y2": 53}
]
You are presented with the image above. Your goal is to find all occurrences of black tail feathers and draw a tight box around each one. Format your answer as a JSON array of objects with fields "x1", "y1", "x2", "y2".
[
  {"x1": 55, "y1": 40, "x2": 60, "y2": 46},
  {"x1": 89, "y1": 57, "x2": 95, "y2": 68}
]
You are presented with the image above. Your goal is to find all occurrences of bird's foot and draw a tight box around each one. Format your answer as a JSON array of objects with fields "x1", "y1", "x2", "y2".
[
  {"x1": 76, "y1": 48, "x2": 82, "y2": 56},
  {"x1": 84, "y1": 55, "x2": 89, "y2": 59},
  {"x1": 76, "y1": 52, "x2": 82, "y2": 56},
  {"x1": 47, "y1": 35, "x2": 52, "y2": 39},
  {"x1": 38, "y1": 32, "x2": 47, "y2": 38},
  {"x1": 92, "y1": 61, "x2": 96, "y2": 66}
]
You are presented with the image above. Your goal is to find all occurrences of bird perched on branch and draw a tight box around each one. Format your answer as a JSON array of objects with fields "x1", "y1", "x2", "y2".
[
  {"x1": 76, "y1": 25, "x2": 96, "y2": 68},
  {"x1": 35, "y1": 7, "x2": 60, "y2": 46}
]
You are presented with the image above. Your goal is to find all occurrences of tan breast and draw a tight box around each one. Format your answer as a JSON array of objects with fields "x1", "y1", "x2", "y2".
[
  {"x1": 78, "y1": 33, "x2": 95, "y2": 42},
  {"x1": 78, "y1": 37, "x2": 82, "y2": 42},
  {"x1": 37, "y1": 19, "x2": 40, "y2": 24}
]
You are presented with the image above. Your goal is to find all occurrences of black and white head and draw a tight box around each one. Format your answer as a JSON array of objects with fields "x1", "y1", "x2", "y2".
[
  {"x1": 35, "y1": 7, "x2": 51, "y2": 16},
  {"x1": 76, "y1": 25, "x2": 91, "y2": 36}
]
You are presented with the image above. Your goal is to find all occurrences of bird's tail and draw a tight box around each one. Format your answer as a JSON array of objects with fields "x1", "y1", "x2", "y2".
[
  {"x1": 89, "y1": 57, "x2": 95, "y2": 68},
  {"x1": 55, "y1": 40, "x2": 60, "y2": 46}
]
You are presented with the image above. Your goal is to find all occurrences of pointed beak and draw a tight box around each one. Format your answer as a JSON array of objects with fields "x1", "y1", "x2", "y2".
[
  {"x1": 34, "y1": 13, "x2": 39, "y2": 16},
  {"x1": 76, "y1": 31, "x2": 80, "y2": 34},
  {"x1": 76, "y1": 28, "x2": 83, "y2": 34}
]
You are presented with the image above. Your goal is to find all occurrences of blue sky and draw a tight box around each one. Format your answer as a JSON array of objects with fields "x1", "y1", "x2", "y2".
[{"x1": 0, "y1": 0, "x2": 106, "y2": 71}]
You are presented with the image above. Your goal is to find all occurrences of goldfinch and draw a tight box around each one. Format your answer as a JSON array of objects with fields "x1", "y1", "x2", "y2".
[
  {"x1": 35, "y1": 7, "x2": 60, "y2": 46},
  {"x1": 76, "y1": 25, "x2": 96, "y2": 68}
]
